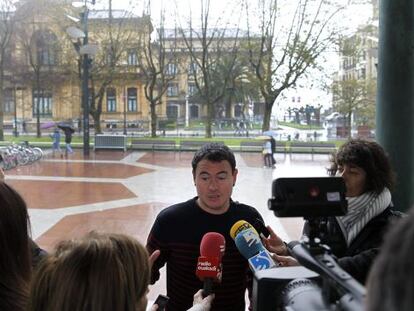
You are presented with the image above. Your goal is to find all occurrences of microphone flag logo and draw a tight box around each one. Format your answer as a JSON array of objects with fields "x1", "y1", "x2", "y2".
[
  {"x1": 240, "y1": 229, "x2": 262, "y2": 248},
  {"x1": 248, "y1": 250, "x2": 276, "y2": 271}
]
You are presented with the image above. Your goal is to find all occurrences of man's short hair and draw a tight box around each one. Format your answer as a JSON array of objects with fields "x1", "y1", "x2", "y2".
[{"x1": 192, "y1": 142, "x2": 236, "y2": 172}]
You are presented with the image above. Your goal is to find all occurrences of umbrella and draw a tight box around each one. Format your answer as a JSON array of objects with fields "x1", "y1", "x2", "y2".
[
  {"x1": 262, "y1": 130, "x2": 277, "y2": 137},
  {"x1": 40, "y1": 121, "x2": 56, "y2": 129},
  {"x1": 57, "y1": 122, "x2": 75, "y2": 134}
]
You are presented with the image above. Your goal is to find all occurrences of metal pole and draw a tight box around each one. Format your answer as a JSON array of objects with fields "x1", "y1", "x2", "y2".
[
  {"x1": 13, "y1": 85, "x2": 18, "y2": 137},
  {"x1": 123, "y1": 87, "x2": 127, "y2": 135},
  {"x1": 185, "y1": 94, "x2": 189, "y2": 127},
  {"x1": 81, "y1": 6, "x2": 90, "y2": 156}
]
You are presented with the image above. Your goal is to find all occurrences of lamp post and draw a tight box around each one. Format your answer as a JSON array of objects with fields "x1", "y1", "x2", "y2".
[
  {"x1": 185, "y1": 94, "x2": 189, "y2": 127},
  {"x1": 81, "y1": 23, "x2": 90, "y2": 156},
  {"x1": 67, "y1": 0, "x2": 97, "y2": 156},
  {"x1": 13, "y1": 85, "x2": 18, "y2": 137},
  {"x1": 123, "y1": 87, "x2": 127, "y2": 135}
]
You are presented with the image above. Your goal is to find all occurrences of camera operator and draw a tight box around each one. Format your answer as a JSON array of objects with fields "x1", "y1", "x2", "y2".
[
  {"x1": 264, "y1": 139, "x2": 403, "y2": 284},
  {"x1": 366, "y1": 207, "x2": 412, "y2": 311}
]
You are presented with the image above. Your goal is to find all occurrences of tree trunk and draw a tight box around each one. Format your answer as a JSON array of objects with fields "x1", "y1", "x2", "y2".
[
  {"x1": 92, "y1": 113, "x2": 101, "y2": 134},
  {"x1": 36, "y1": 74, "x2": 41, "y2": 138},
  {"x1": 261, "y1": 101, "x2": 272, "y2": 132},
  {"x1": 205, "y1": 102, "x2": 213, "y2": 138},
  {"x1": 151, "y1": 102, "x2": 157, "y2": 137},
  {"x1": 347, "y1": 113, "x2": 352, "y2": 139}
]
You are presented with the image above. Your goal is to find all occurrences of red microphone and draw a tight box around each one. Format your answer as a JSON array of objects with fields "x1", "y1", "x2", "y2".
[{"x1": 195, "y1": 232, "x2": 226, "y2": 297}]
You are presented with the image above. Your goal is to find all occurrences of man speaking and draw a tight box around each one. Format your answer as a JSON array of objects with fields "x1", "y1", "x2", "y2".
[{"x1": 146, "y1": 143, "x2": 264, "y2": 311}]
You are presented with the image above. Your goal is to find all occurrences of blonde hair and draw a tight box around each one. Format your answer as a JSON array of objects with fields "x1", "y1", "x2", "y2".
[{"x1": 29, "y1": 232, "x2": 150, "y2": 311}]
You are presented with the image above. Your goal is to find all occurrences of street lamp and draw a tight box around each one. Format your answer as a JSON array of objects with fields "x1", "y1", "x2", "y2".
[
  {"x1": 13, "y1": 86, "x2": 18, "y2": 137},
  {"x1": 123, "y1": 87, "x2": 127, "y2": 135},
  {"x1": 185, "y1": 94, "x2": 189, "y2": 127},
  {"x1": 66, "y1": 0, "x2": 97, "y2": 156}
]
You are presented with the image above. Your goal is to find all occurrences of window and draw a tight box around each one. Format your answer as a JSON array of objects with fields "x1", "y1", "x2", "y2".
[
  {"x1": 4, "y1": 88, "x2": 14, "y2": 114},
  {"x1": 234, "y1": 104, "x2": 242, "y2": 118},
  {"x1": 188, "y1": 83, "x2": 196, "y2": 96},
  {"x1": 190, "y1": 104, "x2": 199, "y2": 118},
  {"x1": 33, "y1": 89, "x2": 53, "y2": 117},
  {"x1": 359, "y1": 68, "x2": 366, "y2": 80},
  {"x1": 106, "y1": 47, "x2": 115, "y2": 65},
  {"x1": 166, "y1": 104, "x2": 178, "y2": 119},
  {"x1": 38, "y1": 49, "x2": 55, "y2": 65},
  {"x1": 127, "y1": 88, "x2": 137, "y2": 111},
  {"x1": 127, "y1": 50, "x2": 138, "y2": 65},
  {"x1": 167, "y1": 83, "x2": 178, "y2": 97},
  {"x1": 106, "y1": 88, "x2": 116, "y2": 112},
  {"x1": 188, "y1": 62, "x2": 197, "y2": 76},
  {"x1": 166, "y1": 63, "x2": 177, "y2": 75},
  {"x1": 34, "y1": 30, "x2": 58, "y2": 66}
]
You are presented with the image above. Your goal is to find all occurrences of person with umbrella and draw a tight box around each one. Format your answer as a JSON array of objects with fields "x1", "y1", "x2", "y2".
[
  {"x1": 58, "y1": 123, "x2": 75, "y2": 155},
  {"x1": 50, "y1": 128, "x2": 61, "y2": 157}
]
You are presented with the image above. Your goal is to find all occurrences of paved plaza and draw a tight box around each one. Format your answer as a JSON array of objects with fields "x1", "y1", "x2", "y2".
[{"x1": 4, "y1": 148, "x2": 331, "y2": 303}]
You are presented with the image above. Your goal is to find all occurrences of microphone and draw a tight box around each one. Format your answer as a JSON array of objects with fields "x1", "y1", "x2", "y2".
[
  {"x1": 229, "y1": 220, "x2": 258, "y2": 240},
  {"x1": 195, "y1": 232, "x2": 226, "y2": 297},
  {"x1": 234, "y1": 228, "x2": 277, "y2": 272}
]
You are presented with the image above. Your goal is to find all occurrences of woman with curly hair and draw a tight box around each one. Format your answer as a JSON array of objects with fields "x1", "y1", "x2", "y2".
[{"x1": 264, "y1": 139, "x2": 403, "y2": 284}]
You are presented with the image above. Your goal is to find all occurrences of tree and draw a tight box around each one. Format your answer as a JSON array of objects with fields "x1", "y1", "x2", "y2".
[
  {"x1": 246, "y1": 0, "x2": 342, "y2": 131},
  {"x1": 332, "y1": 78, "x2": 374, "y2": 137},
  {"x1": 179, "y1": 1, "x2": 242, "y2": 138},
  {"x1": 86, "y1": 0, "x2": 144, "y2": 134},
  {"x1": 0, "y1": 0, "x2": 16, "y2": 140},
  {"x1": 14, "y1": 0, "x2": 67, "y2": 138},
  {"x1": 332, "y1": 30, "x2": 377, "y2": 137},
  {"x1": 138, "y1": 9, "x2": 179, "y2": 137},
  {"x1": 215, "y1": 49, "x2": 260, "y2": 124}
]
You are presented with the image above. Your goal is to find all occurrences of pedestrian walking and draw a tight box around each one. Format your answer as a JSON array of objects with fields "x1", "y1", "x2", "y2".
[
  {"x1": 50, "y1": 128, "x2": 61, "y2": 156},
  {"x1": 262, "y1": 139, "x2": 273, "y2": 168},
  {"x1": 62, "y1": 127, "x2": 74, "y2": 155},
  {"x1": 270, "y1": 136, "x2": 276, "y2": 167}
]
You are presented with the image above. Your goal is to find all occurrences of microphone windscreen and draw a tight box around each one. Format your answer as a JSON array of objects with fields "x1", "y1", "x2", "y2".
[
  {"x1": 200, "y1": 232, "x2": 226, "y2": 259},
  {"x1": 230, "y1": 220, "x2": 258, "y2": 240},
  {"x1": 234, "y1": 228, "x2": 265, "y2": 259}
]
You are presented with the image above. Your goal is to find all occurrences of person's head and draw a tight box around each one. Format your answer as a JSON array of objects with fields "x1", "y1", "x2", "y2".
[
  {"x1": 328, "y1": 139, "x2": 395, "y2": 197},
  {"x1": 29, "y1": 232, "x2": 150, "y2": 311},
  {"x1": 0, "y1": 182, "x2": 31, "y2": 310},
  {"x1": 192, "y1": 143, "x2": 238, "y2": 214},
  {"x1": 366, "y1": 210, "x2": 412, "y2": 311}
]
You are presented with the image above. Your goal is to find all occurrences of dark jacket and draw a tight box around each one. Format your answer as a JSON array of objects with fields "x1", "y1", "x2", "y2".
[{"x1": 304, "y1": 206, "x2": 404, "y2": 284}]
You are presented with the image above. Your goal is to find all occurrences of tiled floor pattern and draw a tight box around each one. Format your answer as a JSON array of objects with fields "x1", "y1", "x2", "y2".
[{"x1": 4, "y1": 149, "x2": 330, "y2": 303}]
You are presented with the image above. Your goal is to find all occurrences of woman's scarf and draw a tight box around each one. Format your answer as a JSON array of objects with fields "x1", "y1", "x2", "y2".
[{"x1": 336, "y1": 188, "x2": 392, "y2": 246}]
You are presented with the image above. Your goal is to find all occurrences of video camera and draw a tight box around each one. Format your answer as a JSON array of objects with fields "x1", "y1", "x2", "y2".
[{"x1": 252, "y1": 177, "x2": 365, "y2": 311}]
